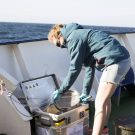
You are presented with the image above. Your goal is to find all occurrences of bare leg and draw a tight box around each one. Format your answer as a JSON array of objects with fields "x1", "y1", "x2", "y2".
[
  {"x1": 92, "y1": 82, "x2": 117, "y2": 135},
  {"x1": 104, "y1": 99, "x2": 111, "y2": 127}
]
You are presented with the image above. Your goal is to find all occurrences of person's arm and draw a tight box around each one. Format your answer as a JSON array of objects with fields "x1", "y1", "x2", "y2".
[
  {"x1": 59, "y1": 39, "x2": 85, "y2": 93},
  {"x1": 82, "y1": 64, "x2": 95, "y2": 95}
]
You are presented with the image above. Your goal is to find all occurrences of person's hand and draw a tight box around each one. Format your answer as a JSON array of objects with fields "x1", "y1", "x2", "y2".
[
  {"x1": 51, "y1": 89, "x2": 61, "y2": 103},
  {"x1": 80, "y1": 93, "x2": 90, "y2": 103},
  {"x1": 0, "y1": 80, "x2": 6, "y2": 95}
]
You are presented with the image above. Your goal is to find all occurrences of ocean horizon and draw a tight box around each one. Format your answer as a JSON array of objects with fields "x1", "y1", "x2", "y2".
[{"x1": 0, "y1": 22, "x2": 135, "y2": 45}]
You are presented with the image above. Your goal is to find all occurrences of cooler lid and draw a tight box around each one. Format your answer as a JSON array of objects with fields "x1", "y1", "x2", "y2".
[{"x1": 20, "y1": 74, "x2": 59, "y2": 112}]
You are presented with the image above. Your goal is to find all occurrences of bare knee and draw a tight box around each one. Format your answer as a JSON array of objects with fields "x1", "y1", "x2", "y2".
[
  {"x1": 95, "y1": 99, "x2": 110, "y2": 115},
  {"x1": 95, "y1": 101, "x2": 105, "y2": 115}
]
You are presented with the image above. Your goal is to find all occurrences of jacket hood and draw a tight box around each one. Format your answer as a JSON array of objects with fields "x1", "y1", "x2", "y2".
[{"x1": 60, "y1": 23, "x2": 83, "y2": 39}]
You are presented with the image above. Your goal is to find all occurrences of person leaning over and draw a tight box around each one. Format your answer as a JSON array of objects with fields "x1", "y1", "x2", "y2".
[{"x1": 48, "y1": 23, "x2": 131, "y2": 135}]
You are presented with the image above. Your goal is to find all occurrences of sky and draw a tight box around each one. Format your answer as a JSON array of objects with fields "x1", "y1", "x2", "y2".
[{"x1": 0, "y1": 0, "x2": 135, "y2": 27}]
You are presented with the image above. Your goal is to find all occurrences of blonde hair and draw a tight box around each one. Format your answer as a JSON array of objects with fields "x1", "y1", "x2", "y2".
[{"x1": 48, "y1": 24, "x2": 63, "y2": 41}]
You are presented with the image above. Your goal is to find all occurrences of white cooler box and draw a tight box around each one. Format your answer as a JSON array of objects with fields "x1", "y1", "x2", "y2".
[{"x1": 20, "y1": 74, "x2": 89, "y2": 135}]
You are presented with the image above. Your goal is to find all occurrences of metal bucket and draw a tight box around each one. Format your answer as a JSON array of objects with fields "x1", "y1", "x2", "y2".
[{"x1": 114, "y1": 116, "x2": 135, "y2": 135}]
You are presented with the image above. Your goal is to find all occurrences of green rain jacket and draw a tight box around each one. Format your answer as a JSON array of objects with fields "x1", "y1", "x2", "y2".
[{"x1": 58, "y1": 23, "x2": 130, "y2": 95}]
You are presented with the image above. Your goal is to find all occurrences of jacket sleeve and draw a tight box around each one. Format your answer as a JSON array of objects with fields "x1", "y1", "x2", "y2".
[
  {"x1": 82, "y1": 63, "x2": 95, "y2": 95},
  {"x1": 59, "y1": 39, "x2": 84, "y2": 93}
]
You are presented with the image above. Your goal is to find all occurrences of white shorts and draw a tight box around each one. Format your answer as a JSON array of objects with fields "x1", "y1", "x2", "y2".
[{"x1": 100, "y1": 58, "x2": 131, "y2": 85}]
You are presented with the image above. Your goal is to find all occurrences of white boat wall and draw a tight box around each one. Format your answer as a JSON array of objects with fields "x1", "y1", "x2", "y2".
[{"x1": 0, "y1": 23, "x2": 135, "y2": 135}]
